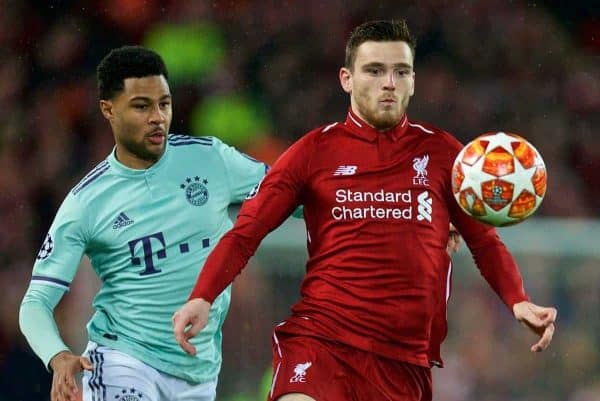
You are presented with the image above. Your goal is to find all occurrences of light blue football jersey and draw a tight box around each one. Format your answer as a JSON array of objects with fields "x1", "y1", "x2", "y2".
[{"x1": 27, "y1": 134, "x2": 266, "y2": 383}]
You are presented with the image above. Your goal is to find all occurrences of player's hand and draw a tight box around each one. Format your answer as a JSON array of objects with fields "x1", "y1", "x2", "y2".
[
  {"x1": 49, "y1": 351, "x2": 93, "y2": 401},
  {"x1": 513, "y1": 301, "x2": 557, "y2": 352},
  {"x1": 446, "y1": 223, "x2": 462, "y2": 255},
  {"x1": 172, "y1": 298, "x2": 211, "y2": 356}
]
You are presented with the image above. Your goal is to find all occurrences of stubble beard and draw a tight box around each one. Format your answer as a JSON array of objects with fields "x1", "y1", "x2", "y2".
[
  {"x1": 123, "y1": 138, "x2": 164, "y2": 164},
  {"x1": 354, "y1": 88, "x2": 410, "y2": 131},
  {"x1": 359, "y1": 102, "x2": 404, "y2": 131}
]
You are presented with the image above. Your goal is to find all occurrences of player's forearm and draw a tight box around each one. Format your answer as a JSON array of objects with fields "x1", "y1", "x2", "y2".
[
  {"x1": 471, "y1": 239, "x2": 529, "y2": 308},
  {"x1": 452, "y1": 205, "x2": 529, "y2": 308},
  {"x1": 189, "y1": 215, "x2": 270, "y2": 302},
  {"x1": 19, "y1": 285, "x2": 70, "y2": 369}
]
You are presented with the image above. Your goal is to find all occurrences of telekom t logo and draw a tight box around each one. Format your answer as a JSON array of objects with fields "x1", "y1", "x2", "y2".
[{"x1": 128, "y1": 232, "x2": 167, "y2": 276}]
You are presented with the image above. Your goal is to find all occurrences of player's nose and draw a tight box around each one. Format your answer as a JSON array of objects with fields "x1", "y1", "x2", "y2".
[
  {"x1": 383, "y1": 71, "x2": 396, "y2": 89},
  {"x1": 149, "y1": 104, "x2": 166, "y2": 124}
]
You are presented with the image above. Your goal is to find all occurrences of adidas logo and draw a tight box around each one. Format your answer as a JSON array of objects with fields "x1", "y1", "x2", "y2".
[{"x1": 112, "y1": 212, "x2": 134, "y2": 229}]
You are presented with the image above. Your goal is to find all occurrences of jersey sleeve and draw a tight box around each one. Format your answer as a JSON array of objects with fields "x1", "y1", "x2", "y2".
[
  {"x1": 20, "y1": 192, "x2": 89, "y2": 368},
  {"x1": 189, "y1": 133, "x2": 314, "y2": 302},
  {"x1": 30, "y1": 192, "x2": 88, "y2": 290},
  {"x1": 443, "y1": 133, "x2": 528, "y2": 309},
  {"x1": 212, "y1": 136, "x2": 269, "y2": 203},
  {"x1": 19, "y1": 285, "x2": 71, "y2": 368}
]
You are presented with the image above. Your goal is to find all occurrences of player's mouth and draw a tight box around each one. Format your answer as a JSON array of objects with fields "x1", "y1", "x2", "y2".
[{"x1": 146, "y1": 129, "x2": 165, "y2": 145}]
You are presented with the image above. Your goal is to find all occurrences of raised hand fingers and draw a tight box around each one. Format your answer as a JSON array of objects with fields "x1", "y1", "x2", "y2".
[
  {"x1": 172, "y1": 299, "x2": 211, "y2": 355},
  {"x1": 80, "y1": 356, "x2": 94, "y2": 371},
  {"x1": 51, "y1": 374, "x2": 78, "y2": 401},
  {"x1": 180, "y1": 336, "x2": 198, "y2": 356},
  {"x1": 531, "y1": 322, "x2": 555, "y2": 352},
  {"x1": 173, "y1": 313, "x2": 197, "y2": 355},
  {"x1": 527, "y1": 306, "x2": 557, "y2": 332},
  {"x1": 541, "y1": 307, "x2": 558, "y2": 325},
  {"x1": 174, "y1": 322, "x2": 198, "y2": 356}
]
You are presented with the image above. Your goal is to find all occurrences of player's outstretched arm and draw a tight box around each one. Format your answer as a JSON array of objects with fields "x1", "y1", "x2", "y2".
[
  {"x1": 512, "y1": 301, "x2": 557, "y2": 352},
  {"x1": 49, "y1": 351, "x2": 93, "y2": 401},
  {"x1": 172, "y1": 298, "x2": 212, "y2": 355}
]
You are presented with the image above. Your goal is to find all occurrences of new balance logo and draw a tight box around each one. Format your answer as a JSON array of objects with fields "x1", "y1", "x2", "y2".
[
  {"x1": 112, "y1": 212, "x2": 134, "y2": 229},
  {"x1": 333, "y1": 165, "x2": 357, "y2": 176}
]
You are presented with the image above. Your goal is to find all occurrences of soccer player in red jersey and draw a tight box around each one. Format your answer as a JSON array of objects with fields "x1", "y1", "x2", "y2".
[{"x1": 172, "y1": 20, "x2": 557, "y2": 401}]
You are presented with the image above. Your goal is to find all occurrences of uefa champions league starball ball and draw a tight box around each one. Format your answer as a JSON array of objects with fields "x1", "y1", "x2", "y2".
[{"x1": 451, "y1": 132, "x2": 547, "y2": 226}]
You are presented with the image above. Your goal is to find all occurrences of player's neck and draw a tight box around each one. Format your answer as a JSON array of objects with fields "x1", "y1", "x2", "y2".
[
  {"x1": 114, "y1": 146, "x2": 159, "y2": 170},
  {"x1": 349, "y1": 106, "x2": 399, "y2": 133}
]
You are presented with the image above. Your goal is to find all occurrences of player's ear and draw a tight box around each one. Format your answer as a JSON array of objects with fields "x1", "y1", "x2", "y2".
[
  {"x1": 99, "y1": 100, "x2": 114, "y2": 120},
  {"x1": 339, "y1": 67, "x2": 352, "y2": 94}
]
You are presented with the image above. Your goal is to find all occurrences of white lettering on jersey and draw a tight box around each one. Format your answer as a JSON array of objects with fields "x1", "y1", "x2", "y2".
[
  {"x1": 331, "y1": 189, "x2": 413, "y2": 221},
  {"x1": 417, "y1": 191, "x2": 433, "y2": 222},
  {"x1": 333, "y1": 165, "x2": 357, "y2": 176},
  {"x1": 330, "y1": 188, "x2": 435, "y2": 223},
  {"x1": 289, "y1": 362, "x2": 312, "y2": 383}
]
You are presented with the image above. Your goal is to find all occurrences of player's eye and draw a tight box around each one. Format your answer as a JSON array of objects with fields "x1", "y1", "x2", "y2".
[
  {"x1": 133, "y1": 104, "x2": 148, "y2": 110},
  {"x1": 366, "y1": 68, "x2": 382, "y2": 75}
]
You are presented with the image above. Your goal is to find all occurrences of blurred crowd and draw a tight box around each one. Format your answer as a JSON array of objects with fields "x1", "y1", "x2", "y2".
[{"x1": 0, "y1": 1, "x2": 598, "y2": 400}]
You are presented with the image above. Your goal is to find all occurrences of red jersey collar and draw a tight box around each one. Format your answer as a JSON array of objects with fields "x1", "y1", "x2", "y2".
[{"x1": 344, "y1": 108, "x2": 409, "y2": 142}]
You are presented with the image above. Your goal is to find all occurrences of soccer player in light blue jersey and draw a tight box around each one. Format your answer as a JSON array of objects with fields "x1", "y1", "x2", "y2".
[{"x1": 19, "y1": 46, "x2": 267, "y2": 401}]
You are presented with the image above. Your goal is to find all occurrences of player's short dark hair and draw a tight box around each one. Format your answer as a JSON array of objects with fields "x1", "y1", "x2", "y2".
[
  {"x1": 345, "y1": 19, "x2": 416, "y2": 70},
  {"x1": 97, "y1": 46, "x2": 169, "y2": 100}
]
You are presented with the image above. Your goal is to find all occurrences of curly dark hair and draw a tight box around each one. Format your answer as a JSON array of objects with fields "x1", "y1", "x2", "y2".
[
  {"x1": 96, "y1": 46, "x2": 169, "y2": 100},
  {"x1": 345, "y1": 19, "x2": 416, "y2": 70}
]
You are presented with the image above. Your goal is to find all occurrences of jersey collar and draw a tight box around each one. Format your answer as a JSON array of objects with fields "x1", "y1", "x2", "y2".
[
  {"x1": 108, "y1": 137, "x2": 170, "y2": 176},
  {"x1": 344, "y1": 108, "x2": 409, "y2": 142}
]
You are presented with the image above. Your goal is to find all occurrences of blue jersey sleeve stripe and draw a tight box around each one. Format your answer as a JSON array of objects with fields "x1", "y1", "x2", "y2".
[
  {"x1": 31, "y1": 275, "x2": 70, "y2": 289},
  {"x1": 72, "y1": 164, "x2": 110, "y2": 195},
  {"x1": 169, "y1": 137, "x2": 212, "y2": 145},
  {"x1": 168, "y1": 134, "x2": 213, "y2": 145},
  {"x1": 168, "y1": 134, "x2": 211, "y2": 141},
  {"x1": 169, "y1": 141, "x2": 212, "y2": 147},
  {"x1": 72, "y1": 161, "x2": 109, "y2": 192}
]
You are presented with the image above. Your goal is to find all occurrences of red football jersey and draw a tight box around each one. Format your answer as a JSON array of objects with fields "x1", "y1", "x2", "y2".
[{"x1": 191, "y1": 109, "x2": 529, "y2": 367}]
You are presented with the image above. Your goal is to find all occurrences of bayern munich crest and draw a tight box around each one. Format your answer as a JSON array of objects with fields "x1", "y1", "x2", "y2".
[
  {"x1": 180, "y1": 176, "x2": 209, "y2": 206},
  {"x1": 37, "y1": 233, "x2": 54, "y2": 260}
]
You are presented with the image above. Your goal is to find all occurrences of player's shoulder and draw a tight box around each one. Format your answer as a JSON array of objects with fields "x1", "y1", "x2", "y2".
[
  {"x1": 299, "y1": 121, "x2": 347, "y2": 144},
  {"x1": 70, "y1": 159, "x2": 112, "y2": 198},
  {"x1": 407, "y1": 119, "x2": 463, "y2": 150},
  {"x1": 168, "y1": 133, "x2": 216, "y2": 150}
]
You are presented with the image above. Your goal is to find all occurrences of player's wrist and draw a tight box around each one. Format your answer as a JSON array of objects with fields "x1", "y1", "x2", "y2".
[
  {"x1": 49, "y1": 350, "x2": 72, "y2": 371},
  {"x1": 190, "y1": 297, "x2": 211, "y2": 307},
  {"x1": 188, "y1": 290, "x2": 215, "y2": 304}
]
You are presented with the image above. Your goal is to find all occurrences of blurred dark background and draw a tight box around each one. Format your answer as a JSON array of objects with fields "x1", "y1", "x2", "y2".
[{"x1": 0, "y1": 1, "x2": 598, "y2": 400}]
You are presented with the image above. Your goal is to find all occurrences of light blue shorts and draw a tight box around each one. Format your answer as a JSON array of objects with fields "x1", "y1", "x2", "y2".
[{"x1": 82, "y1": 341, "x2": 217, "y2": 401}]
